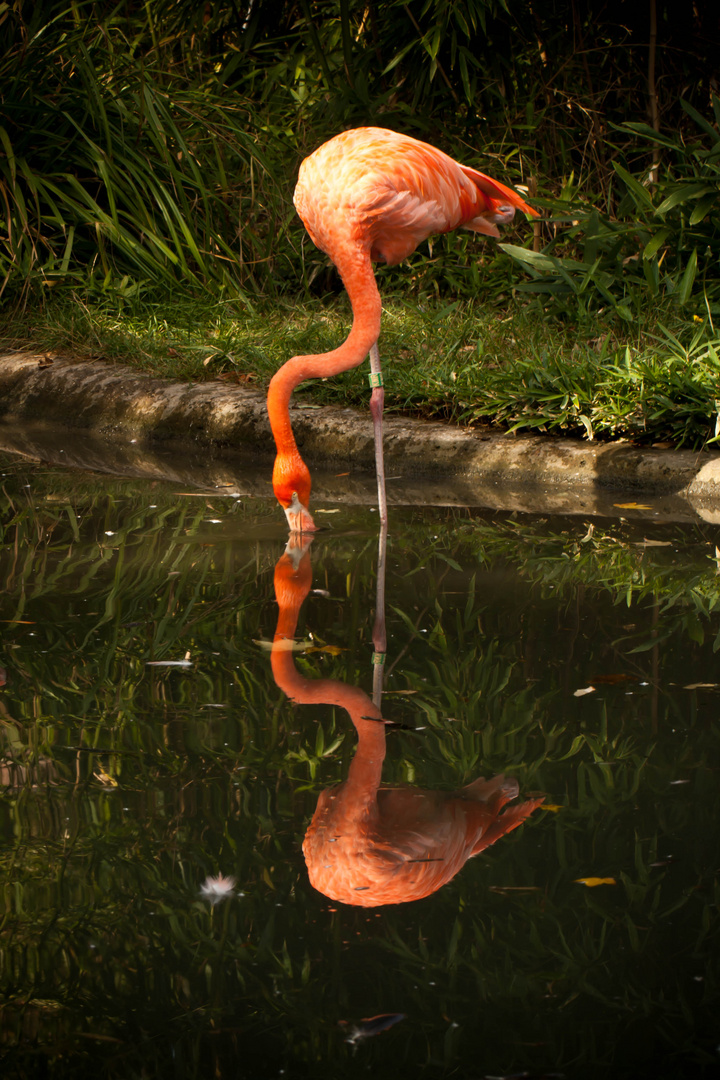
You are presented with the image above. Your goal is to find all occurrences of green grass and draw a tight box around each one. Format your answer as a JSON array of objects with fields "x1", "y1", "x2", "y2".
[
  {"x1": 3, "y1": 11, "x2": 720, "y2": 452},
  {"x1": 3, "y1": 290, "x2": 720, "y2": 450}
]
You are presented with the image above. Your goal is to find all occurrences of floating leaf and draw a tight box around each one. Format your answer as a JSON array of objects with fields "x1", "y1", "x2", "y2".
[
  {"x1": 339, "y1": 1013, "x2": 406, "y2": 1045},
  {"x1": 254, "y1": 638, "x2": 313, "y2": 652},
  {"x1": 146, "y1": 660, "x2": 193, "y2": 667},
  {"x1": 489, "y1": 885, "x2": 542, "y2": 893},
  {"x1": 94, "y1": 768, "x2": 118, "y2": 787}
]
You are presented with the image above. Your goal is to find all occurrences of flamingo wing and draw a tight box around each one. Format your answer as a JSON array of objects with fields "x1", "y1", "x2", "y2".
[{"x1": 294, "y1": 128, "x2": 536, "y2": 267}]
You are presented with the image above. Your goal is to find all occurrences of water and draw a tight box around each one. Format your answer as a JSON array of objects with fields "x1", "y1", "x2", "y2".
[{"x1": 1, "y1": 447, "x2": 719, "y2": 1079}]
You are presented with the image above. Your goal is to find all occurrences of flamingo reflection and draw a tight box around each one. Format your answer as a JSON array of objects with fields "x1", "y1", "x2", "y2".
[{"x1": 271, "y1": 537, "x2": 543, "y2": 908}]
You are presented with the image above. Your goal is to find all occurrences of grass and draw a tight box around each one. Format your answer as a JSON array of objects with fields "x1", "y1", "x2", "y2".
[
  {"x1": 3, "y1": 13, "x2": 720, "y2": 453},
  {"x1": 3, "y1": 288, "x2": 720, "y2": 450},
  {"x1": 3, "y1": 6, "x2": 720, "y2": 454}
]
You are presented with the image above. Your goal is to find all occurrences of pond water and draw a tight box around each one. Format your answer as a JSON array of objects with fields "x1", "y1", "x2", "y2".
[{"x1": 1, "y1": 447, "x2": 719, "y2": 1080}]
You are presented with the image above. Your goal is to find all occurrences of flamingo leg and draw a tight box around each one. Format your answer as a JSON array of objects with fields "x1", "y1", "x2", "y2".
[
  {"x1": 368, "y1": 342, "x2": 388, "y2": 528},
  {"x1": 371, "y1": 521, "x2": 388, "y2": 709}
]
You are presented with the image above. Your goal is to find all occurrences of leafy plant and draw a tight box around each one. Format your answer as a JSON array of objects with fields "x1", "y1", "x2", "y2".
[{"x1": 502, "y1": 95, "x2": 720, "y2": 321}]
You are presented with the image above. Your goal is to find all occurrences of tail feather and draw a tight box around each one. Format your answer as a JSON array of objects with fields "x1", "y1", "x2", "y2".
[
  {"x1": 461, "y1": 773, "x2": 519, "y2": 804},
  {"x1": 459, "y1": 164, "x2": 539, "y2": 218},
  {"x1": 471, "y1": 797, "x2": 545, "y2": 857}
]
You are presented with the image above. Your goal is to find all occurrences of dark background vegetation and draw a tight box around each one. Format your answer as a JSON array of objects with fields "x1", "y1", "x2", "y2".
[{"x1": 2, "y1": 0, "x2": 719, "y2": 305}]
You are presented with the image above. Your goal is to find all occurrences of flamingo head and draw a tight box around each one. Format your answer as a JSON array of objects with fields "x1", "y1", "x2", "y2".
[{"x1": 272, "y1": 453, "x2": 316, "y2": 533}]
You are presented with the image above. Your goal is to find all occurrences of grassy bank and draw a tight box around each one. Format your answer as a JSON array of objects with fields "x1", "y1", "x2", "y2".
[
  {"x1": 3, "y1": 8, "x2": 720, "y2": 451},
  {"x1": 3, "y1": 290, "x2": 719, "y2": 450}
]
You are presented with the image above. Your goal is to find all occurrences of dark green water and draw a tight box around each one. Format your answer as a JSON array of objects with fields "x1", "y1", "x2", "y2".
[{"x1": 1, "y1": 450, "x2": 719, "y2": 1079}]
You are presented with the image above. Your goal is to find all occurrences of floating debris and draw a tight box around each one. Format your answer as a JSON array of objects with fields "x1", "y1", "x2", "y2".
[
  {"x1": 200, "y1": 873, "x2": 237, "y2": 906},
  {"x1": 147, "y1": 651, "x2": 193, "y2": 667},
  {"x1": 339, "y1": 1013, "x2": 406, "y2": 1045},
  {"x1": 146, "y1": 659, "x2": 193, "y2": 667}
]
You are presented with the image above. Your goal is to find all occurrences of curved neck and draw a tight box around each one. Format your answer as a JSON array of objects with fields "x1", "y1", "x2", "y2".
[{"x1": 267, "y1": 250, "x2": 381, "y2": 456}]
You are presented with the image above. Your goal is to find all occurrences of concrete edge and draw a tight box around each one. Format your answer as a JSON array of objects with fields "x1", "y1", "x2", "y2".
[{"x1": 2, "y1": 352, "x2": 720, "y2": 517}]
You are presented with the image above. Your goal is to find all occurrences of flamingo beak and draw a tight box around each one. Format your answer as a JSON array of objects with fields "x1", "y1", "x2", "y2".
[{"x1": 284, "y1": 491, "x2": 317, "y2": 534}]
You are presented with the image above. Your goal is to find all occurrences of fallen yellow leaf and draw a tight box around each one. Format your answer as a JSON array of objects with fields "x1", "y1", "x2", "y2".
[{"x1": 94, "y1": 769, "x2": 118, "y2": 788}]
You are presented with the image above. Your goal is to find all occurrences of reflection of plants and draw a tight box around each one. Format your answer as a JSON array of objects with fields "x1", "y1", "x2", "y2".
[{"x1": 1, "y1": 463, "x2": 719, "y2": 1077}]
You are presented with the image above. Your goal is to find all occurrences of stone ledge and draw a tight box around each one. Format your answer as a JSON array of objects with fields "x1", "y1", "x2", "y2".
[{"x1": 1, "y1": 352, "x2": 719, "y2": 510}]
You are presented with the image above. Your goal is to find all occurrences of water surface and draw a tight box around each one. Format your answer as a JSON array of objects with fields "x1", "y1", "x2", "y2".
[{"x1": 1, "y1": 450, "x2": 719, "y2": 1079}]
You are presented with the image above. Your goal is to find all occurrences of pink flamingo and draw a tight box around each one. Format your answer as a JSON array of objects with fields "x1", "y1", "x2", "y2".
[{"x1": 267, "y1": 127, "x2": 538, "y2": 531}]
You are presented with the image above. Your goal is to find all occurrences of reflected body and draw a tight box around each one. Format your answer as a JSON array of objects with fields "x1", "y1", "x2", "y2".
[
  {"x1": 267, "y1": 127, "x2": 538, "y2": 531},
  {"x1": 271, "y1": 541, "x2": 544, "y2": 907}
]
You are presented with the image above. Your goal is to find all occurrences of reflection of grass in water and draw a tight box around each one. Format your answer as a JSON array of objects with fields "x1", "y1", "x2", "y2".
[{"x1": 1, "y1": 460, "x2": 719, "y2": 1078}]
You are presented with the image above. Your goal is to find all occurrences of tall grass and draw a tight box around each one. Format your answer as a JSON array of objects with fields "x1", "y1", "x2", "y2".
[
  {"x1": 0, "y1": 19, "x2": 303, "y2": 303},
  {"x1": 4, "y1": 2, "x2": 719, "y2": 313},
  {"x1": 502, "y1": 97, "x2": 720, "y2": 321}
]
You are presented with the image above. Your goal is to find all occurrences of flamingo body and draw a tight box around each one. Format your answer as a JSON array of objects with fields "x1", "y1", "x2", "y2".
[
  {"x1": 303, "y1": 772, "x2": 544, "y2": 908},
  {"x1": 268, "y1": 127, "x2": 537, "y2": 531},
  {"x1": 294, "y1": 127, "x2": 528, "y2": 268}
]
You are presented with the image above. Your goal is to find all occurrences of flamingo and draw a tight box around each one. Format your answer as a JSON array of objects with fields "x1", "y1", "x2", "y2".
[
  {"x1": 270, "y1": 539, "x2": 544, "y2": 907},
  {"x1": 267, "y1": 127, "x2": 539, "y2": 532}
]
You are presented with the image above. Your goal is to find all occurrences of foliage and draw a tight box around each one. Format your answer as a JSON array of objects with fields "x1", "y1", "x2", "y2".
[
  {"x1": 503, "y1": 96, "x2": 720, "y2": 321},
  {"x1": 2, "y1": 3, "x2": 720, "y2": 445},
  {"x1": 460, "y1": 320, "x2": 720, "y2": 447},
  {"x1": 0, "y1": 17, "x2": 301, "y2": 302},
  {"x1": 2, "y1": 0, "x2": 720, "y2": 310}
]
